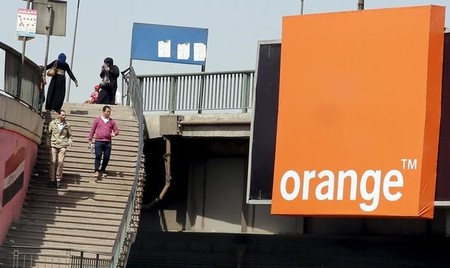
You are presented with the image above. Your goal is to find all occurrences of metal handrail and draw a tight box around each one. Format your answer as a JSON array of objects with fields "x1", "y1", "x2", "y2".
[
  {"x1": 0, "y1": 245, "x2": 111, "y2": 267},
  {"x1": 0, "y1": 41, "x2": 42, "y2": 112},
  {"x1": 136, "y1": 70, "x2": 255, "y2": 114},
  {"x1": 111, "y1": 67, "x2": 144, "y2": 267}
]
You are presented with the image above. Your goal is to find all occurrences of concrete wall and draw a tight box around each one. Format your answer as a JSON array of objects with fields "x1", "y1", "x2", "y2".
[
  {"x1": 141, "y1": 113, "x2": 450, "y2": 236},
  {"x1": 141, "y1": 135, "x2": 449, "y2": 237},
  {"x1": 0, "y1": 95, "x2": 41, "y2": 244},
  {"x1": 0, "y1": 95, "x2": 43, "y2": 144}
]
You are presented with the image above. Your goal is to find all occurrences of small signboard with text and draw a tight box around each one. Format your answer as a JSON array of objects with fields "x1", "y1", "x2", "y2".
[{"x1": 16, "y1": 8, "x2": 37, "y2": 38}]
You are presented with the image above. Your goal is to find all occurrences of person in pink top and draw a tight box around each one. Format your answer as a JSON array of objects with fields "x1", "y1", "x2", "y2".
[
  {"x1": 88, "y1": 105, "x2": 119, "y2": 179},
  {"x1": 84, "y1": 84, "x2": 100, "y2": 104}
]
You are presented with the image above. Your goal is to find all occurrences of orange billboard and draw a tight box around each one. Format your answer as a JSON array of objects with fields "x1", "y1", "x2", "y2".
[{"x1": 271, "y1": 6, "x2": 445, "y2": 218}]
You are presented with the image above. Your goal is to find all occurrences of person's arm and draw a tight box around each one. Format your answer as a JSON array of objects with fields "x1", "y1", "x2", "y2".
[
  {"x1": 47, "y1": 121, "x2": 53, "y2": 147},
  {"x1": 65, "y1": 63, "x2": 79, "y2": 87},
  {"x1": 67, "y1": 124, "x2": 73, "y2": 147},
  {"x1": 93, "y1": 92, "x2": 99, "y2": 103},
  {"x1": 46, "y1": 60, "x2": 56, "y2": 70},
  {"x1": 111, "y1": 120, "x2": 119, "y2": 137},
  {"x1": 88, "y1": 118, "x2": 98, "y2": 143},
  {"x1": 100, "y1": 64, "x2": 108, "y2": 79}
]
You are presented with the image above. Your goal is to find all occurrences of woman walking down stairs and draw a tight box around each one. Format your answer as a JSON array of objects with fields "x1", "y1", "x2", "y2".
[{"x1": 0, "y1": 103, "x2": 143, "y2": 267}]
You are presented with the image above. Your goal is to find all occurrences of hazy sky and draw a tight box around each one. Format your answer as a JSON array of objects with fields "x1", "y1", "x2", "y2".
[{"x1": 1, "y1": 0, "x2": 449, "y2": 103}]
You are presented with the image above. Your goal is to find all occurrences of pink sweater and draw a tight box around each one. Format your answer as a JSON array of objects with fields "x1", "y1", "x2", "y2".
[
  {"x1": 88, "y1": 116, "x2": 119, "y2": 142},
  {"x1": 90, "y1": 91, "x2": 99, "y2": 103}
]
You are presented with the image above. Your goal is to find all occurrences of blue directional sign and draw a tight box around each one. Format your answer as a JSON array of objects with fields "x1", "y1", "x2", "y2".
[{"x1": 131, "y1": 23, "x2": 208, "y2": 66}]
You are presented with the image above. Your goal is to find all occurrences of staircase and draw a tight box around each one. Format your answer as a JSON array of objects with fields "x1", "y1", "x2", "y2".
[{"x1": 0, "y1": 103, "x2": 142, "y2": 267}]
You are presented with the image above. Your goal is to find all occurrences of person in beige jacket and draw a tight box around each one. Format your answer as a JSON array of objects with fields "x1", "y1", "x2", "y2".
[{"x1": 47, "y1": 110, "x2": 73, "y2": 188}]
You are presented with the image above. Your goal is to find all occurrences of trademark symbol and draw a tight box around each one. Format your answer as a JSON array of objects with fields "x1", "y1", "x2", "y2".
[{"x1": 401, "y1": 159, "x2": 417, "y2": 170}]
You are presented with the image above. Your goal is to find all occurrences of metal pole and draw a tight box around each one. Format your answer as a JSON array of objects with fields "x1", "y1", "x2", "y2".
[
  {"x1": 300, "y1": 0, "x2": 304, "y2": 15},
  {"x1": 79, "y1": 251, "x2": 84, "y2": 267},
  {"x1": 21, "y1": 0, "x2": 31, "y2": 64},
  {"x1": 198, "y1": 64, "x2": 205, "y2": 114},
  {"x1": 43, "y1": 2, "x2": 54, "y2": 85},
  {"x1": 66, "y1": 0, "x2": 81, "y2": 102},
  {"x1": 358, "y1": 0, "x2": 364, "y2": 10},
  {"x1": 17, "y1": 0, "x2": 32, "y2": 99}
]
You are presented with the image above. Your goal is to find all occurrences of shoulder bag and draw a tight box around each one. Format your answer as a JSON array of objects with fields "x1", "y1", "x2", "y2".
[{"x1": 47, "y1": 61, "x2": 57, "y2": 77}]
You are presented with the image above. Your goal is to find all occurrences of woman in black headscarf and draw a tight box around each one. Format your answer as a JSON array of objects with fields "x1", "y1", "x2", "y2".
[
  {"x1": 97, "y1": 57, "x2": 120, "y2": 105},
  {"x1": 45, "y1": 53, "x2": 79, "y2": 112}
]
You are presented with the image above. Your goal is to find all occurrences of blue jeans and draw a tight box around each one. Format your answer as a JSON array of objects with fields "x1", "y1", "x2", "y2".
[{"x1": 95, "y1": 141, "x2": 112, "y2": 172}]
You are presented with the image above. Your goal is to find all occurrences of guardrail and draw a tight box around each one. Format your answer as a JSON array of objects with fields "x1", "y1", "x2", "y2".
[
  {"x1": 126, "y1": 70, "x2": 255, "y2": 114},
  {"x1": 0, "y1": 245, "x2": 110, "y2": 268},
  {"x1": 111, "y1": 67, "x2": 145, "y2": 268},
  {"x1": 0, "y1": 42, "x2": 42, "y2": 112}
]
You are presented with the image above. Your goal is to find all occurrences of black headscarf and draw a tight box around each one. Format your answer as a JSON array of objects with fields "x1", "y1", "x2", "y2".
[{"x1": 104, "y1": 57, "x2": 114, "y2": 66}]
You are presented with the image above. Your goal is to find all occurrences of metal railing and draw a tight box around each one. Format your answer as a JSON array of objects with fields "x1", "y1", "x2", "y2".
[
  {"x1": 0, "y1": 245, "x2": 110, "y2": 268},
  {"x1": 0, "y1": 42, "x2": 42, "y2": 112},
  {"x1": 128, "y1": 70, "x2": 255, "y2": 114},
  {"x1": 111, "y1": 67, "x2": 145, "y2": 268}
]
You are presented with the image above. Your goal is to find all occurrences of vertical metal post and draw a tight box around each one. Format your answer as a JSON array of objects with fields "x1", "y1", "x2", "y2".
[
  {"x1": 12, "y1": 249, "x2": 19, "y2": 268},
  {"x1": 79, "y1": 251, "x2": 84, "y2": 267},
  {"x1": 358, "y1": 0, "x2": 364, "y2": 10},
  {"x1": 17, "y1": 0, "x2": 32, "y2": 100},
  {"x1": 66, "y1": 0, "x2": 81, "y2": 102},
  {"x1": 300, "y1": 0, "x2": 304, "y2": 15},
  {"x1": 241, "y1": 73, "x2": 251, "y2": 113},
  {"x1": 43, "y1": 2, "x2": 54, "y2": 92},
  {"x1": 21, "y1": 0, "x2": 31, "y2": 63},
  {"x1": 197, "y1": 64, "x2": 206, "y2": 114},
  {"x1": 127, "y1": 59, "x2": 133, "y2": 106},
  {"x1": 168, "y1": 77, "x2": 177, "y2": 114},
  {"x1": 95, "y1": 253, "x2": 100, "y2": 268},
  {"x1": 125, "y1": 66, "x2": 132, "y2": 106}
]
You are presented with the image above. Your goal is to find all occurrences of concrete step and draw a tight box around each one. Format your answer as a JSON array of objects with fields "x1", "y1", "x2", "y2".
[
  {"x1": 25, "y1": 191, "x2": 129, "y2": 205},
  {"x1": 67, "y1": 150, "x2": 137, "y2": 162},
  {"x1": 28, "y1": 182, "x2": 132, "y2": 197},
  {"x1": 18, "y1": 213, "x2": 122, "y2": 227},
  {"x1": 7, "y1": 226, "x2": 117, "y2": 241},
  {"x1": 30, "y1": 174, "x2": 135, "y2": 188},
  {"x1": 31, "y1": 171, "x2": 137, "y2": 186},
  {"x1": 35, "y1": 156, "x2": 138, "y2": 169},
  {"x1": 41, "y1": 138, "x2": 139, "y2": 151},
  {"x1": 63, "y1": 102, "x2": 135, "y2": 114},
  {"x1": 39, "y1": 124, "x2": 137, "y2": 136},
  {"x1": 24, "y1": 194, "x2": 131, "y2": 208},
  {"x1": 69, "y1": 134, "x2": 140, "y2": 145},
  {"x1": 20, "y1": 208, "x2": 123, "y2": 223},
  {"x1": 38, "y1": 146, "x2": 139, "y2": 158},
  {"x1": 34, "y1": 156, "x2": 139, "y2": 169},
  {"x1": 11, "y1": 220, "x2": 120, "y2": 233},
  {"x1": 21, "y1": 201, "x2": 128, "y2": 216},
  {"x1": 30, "y1": 176, "x2": 136, "y2": 190},
  {"x1": 34, "y1": 160, "x2": 137, "y2": 173},
  {"x1": 67, "y1": 115, "x2": 139, "y2": 128},
  {"x1": 22, "y1": 199, "x2": 126, "y2": 214}
]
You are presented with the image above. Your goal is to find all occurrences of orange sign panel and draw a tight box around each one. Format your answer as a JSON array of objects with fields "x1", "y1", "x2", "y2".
[{"x1": 271, "y1": 6, "x2": 445, "y2": 218}]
